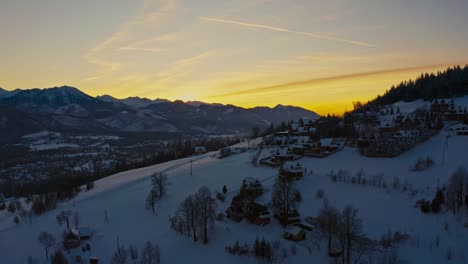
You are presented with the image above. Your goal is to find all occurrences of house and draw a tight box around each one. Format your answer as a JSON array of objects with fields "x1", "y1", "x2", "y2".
[
  {"x1": 280, "y1": 162, "x2": 304, "y2": 181},
  {"x1": 283, "y1": 225, "x2": 306, "y2": 242},
  {"x1": 226, "y1": 197, "x2": 271, "y2": 226},
  {"x1": 219, "y1": 147, "x2": 233, "y2": 158},
  {"x1": 63, "y1": 228, "x2": 81, "y2": 249},
  {"x1": 77, "y1": 227, "x2": 92, "y2": 240},
  {"x1": 456, "y1": 126, "x2": 468, "y2": 136},
  {"x1": 225, "y1": 196, "x2": 245, "y2": 222},
  {"x1": 245, "y1": 202, "x2": 271, "y2": 226},
  {"x1": 194, "y1": 146, "x2": 207, "y2": 154},
  {"x1": 275, "y1": 210, "x2": 301, "y2": 226},
  {"x1": 226, "y1": 178, "x2": 270, "y2": 226},
  {"x1": 240, "y1": 177, "x2": 263, "y2": 198}
]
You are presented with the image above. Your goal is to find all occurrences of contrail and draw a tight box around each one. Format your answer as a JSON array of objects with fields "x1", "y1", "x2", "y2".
[{"x1": 199, "y1": 16, "x2": 375, "y2": 48}]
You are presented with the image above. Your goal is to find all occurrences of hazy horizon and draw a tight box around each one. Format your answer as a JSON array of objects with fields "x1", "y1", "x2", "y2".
[{"x1": 2, "y1": 0, "x2": 468, "y2": 115}]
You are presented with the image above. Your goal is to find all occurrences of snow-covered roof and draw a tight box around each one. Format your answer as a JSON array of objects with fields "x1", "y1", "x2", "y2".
[
  {"x1": 284, "y1": 225, "x2": 303, "y2": 235},
  {"x1": 69, "y1": 227, "x2": 80, "y2": 237},
  {"x1": 78, "y1": 227, "x2": 92, "y2": 236},
  {"x1": 243, "y1": 177, "x2": 260, "y2": 186},
  {"x1": 282, "y1": 161, "x2": 302, "y2": 173}
]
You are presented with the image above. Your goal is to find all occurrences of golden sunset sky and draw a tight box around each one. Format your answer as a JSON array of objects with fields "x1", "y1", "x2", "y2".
[{"x1": 2, "y1": 0, "x2": 468, "y2": 114}]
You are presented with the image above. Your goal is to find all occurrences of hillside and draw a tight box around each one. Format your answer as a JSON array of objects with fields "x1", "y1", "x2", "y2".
[
  {"x1": 1, "y1": 128, "x2": 467, "y2": 263},
  {"x1": 359, "y1": 65, "x2": 468, "y2": 110}
]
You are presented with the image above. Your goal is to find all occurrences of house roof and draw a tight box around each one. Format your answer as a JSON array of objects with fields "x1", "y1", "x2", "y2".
[
  {"x1": 284, "y1": 225, "x2": 304, "y2": 235},
  {"x1": 282, "y1": 161, "x2": 302, "y2": 173},
  {"x1": 77, "y1": 227, "x2": 92, "y2": 236}
]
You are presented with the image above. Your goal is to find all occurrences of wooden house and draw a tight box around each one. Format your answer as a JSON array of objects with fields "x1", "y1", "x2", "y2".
[
  {"x1": 240, "y1": 177, "x2": 263, "y2": 198},
  {"x1": 63, "y1": 228, "x2": 81, "y2": 250},
  {"x1": 245, "y1": 202, "x2": 271, "y2": 226},
  {"x1": 77, "y1": 227, "x2": 92, "y2": 240},
  {"x1": 283, "y1": 225, "x2": 306, "y2": 242},
  {"x1": 280, "y1": 162, "x2": 304, "y2": 181},
  {"x1": 194, "y1": 146, "x2": 207, "y2": 154}
]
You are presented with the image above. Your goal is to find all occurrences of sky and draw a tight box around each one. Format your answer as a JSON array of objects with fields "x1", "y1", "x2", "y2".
[{"x1": 1, "y1": 0, "x2": 468, "y2": 115}]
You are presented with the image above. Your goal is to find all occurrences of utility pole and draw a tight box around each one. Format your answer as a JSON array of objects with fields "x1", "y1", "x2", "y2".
[{"x1": 190, "y1": 159, "x2": 193, "y2": 176}]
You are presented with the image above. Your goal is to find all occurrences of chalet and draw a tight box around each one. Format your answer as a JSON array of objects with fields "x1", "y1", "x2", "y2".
[
  {"x1": 240, "y1": 177, "x2": 263, "y2": 198},
  {"x1": 226, "y1": 197, "x2": 271, "y2": 226},
  {"x1": 275, "y1": 210, "x2": 301, "y2": 226},
  {"x1": 431, "y1": 99, "x2": 450, "y2": 113},
  {"x1": 245, "y1": 202, "x2": 271, "y2": 226},
  {"x1": 219, "y1": 147, "x2": 233, "y2": 158},
  {"x1": 283, "y1": 225, "x2": 306, "y2": 242},
  {"x1": 194, "y1": 146, "x2": 207, "y2": 154},
  {"x1": 272, "y1": 150, "x2": 296, "y2": 163},
  {"x1": 77, "y1": 227, "x2": 92, "y2": 240},
  {"x1": 63, "y1": 228, "x2": 81, "y2": 249},
  {"x1": 280, "y1": 162, "x2": 304, "y2": 181},
  {"x1": 455, "y1": 126, "x2": 468, "y2": 136},
  {"x1": 226, "y1": 195, "x2": 246, "y2": 222},
  {"x1": 379, "y1": 122, "x2": 397, "y2": 134}
]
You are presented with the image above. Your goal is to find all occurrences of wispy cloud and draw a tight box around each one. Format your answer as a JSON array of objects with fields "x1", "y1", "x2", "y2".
[
  {"x1": 208, "y1": 64, "x2": 454, "y2": 99},
  {"x1": 81, "y1": 0, "x2": 177, "y2": 82},
  {"x1": 118, "y1": 46, "x2": 165, "y2": 52},
  {"x1": 199, "y1": 16, "x2": 376, "y2": 47}
]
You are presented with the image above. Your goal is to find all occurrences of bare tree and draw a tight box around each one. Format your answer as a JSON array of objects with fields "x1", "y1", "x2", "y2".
[
  {"x1": 27, "y1": 256, "x2": 39, "y2": 264},
  {"x1": 140, "y1": 241, "x2": 160, "y2": 264},
  {"x1": 169, "y1": 186, "x2": 216, "y2": 244},
  {"x1": 338, "y1": 205, "x2": 364, "y2": 264},
  {"x1": 128, "y1": 244, "x2": 138, "y2": 263},
  {"x1": 110, "y1": 245, "x2": 128, "y2": 264},
  {"x1": 145, "y1": 172, "x2": 168, "y2": 213},
  {"x1": 446, "y1": 167, "x2": 466, "y2": 214},
  {"x1": 151, "y1": 172, "x2": 168, "y2": 198},
  {"x1": 146, "y1": 190, "x2": 159, "y2": 214},
  {"x1": 196, "y1": 186, "x2": 217, "y2": 244},
  {"x1": 37, "y1": 231, "x2": 56, "y2": 260},
  {"x1": 272, "y1": 177, "x2": 297, "y2": 219},
  {"x1": 378, "y1": 249, "x2": 407, "y2": 264},
  {"x1": 183, "y1": 194, "x2": 200, "y2": 242},
  {"x1": 316, "y1": 199, "x2": 339, "y2": 252}
]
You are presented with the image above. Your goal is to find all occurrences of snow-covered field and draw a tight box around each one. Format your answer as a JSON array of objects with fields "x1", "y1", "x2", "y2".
[{"x1": 1, "y1": 132, "x2": 467, "y2": 263}]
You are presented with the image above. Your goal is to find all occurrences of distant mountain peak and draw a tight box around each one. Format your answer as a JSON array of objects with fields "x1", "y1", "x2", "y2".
[
  {"x1": 97, "y1": 94, "x2": 171, "y2": 108},
  {"x1": 0, "y1": 85, "x2": 96, "y2": 107}
]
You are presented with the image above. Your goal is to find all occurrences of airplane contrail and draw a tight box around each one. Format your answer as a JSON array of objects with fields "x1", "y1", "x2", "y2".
[{"x1": 199, "y1": 16, "x2": 376, "y2": 48}]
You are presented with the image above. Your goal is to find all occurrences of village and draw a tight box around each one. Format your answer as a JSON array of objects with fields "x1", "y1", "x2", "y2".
[{"x1": 1, "y1": 98, "x2": 468, "y2": 264}]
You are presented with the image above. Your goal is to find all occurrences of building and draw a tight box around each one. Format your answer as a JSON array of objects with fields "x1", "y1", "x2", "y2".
[
  {"x1": 63, "y1": 228, "x2": 81, "y2": 249},
  {"x1": 194, "y1": 146, "x2": 207, "y2": 154},
  {"x1": 77, "y1": 227, "x2": 92, "y2": 240},
  {"x1": 283, "y1": 225, "x2": 306, "y2": 242},
  {"x1": 219, "y1": 147, "x2": 233, "y2": 158},
  {"x1": 280, "y1": 162, "x2": 304, "y2": 181}
]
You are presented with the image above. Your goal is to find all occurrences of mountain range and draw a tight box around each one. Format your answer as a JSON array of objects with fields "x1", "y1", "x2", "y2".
[{"x1": 0, "y1": 86, "x2": 319, "y2": 143}]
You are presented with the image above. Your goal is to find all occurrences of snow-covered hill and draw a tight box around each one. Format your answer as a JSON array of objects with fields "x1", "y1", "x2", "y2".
[{"x1": 1, "y1": 133, "x2": 467, "y2": 263}]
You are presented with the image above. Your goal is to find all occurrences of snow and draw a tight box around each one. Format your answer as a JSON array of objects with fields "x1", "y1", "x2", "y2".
[
  {"x1": 30, "y1": 143, "x2": 80, "y2": 151},
  {"x1": 1, "y1": 132, "x2": 468, "y2": 263},
  {"x1": 22, "y1": 131, "x2": 60, "y2": 139},
  {"x1": 284, "y1": 225, "x2": 303, "y2": 235}
]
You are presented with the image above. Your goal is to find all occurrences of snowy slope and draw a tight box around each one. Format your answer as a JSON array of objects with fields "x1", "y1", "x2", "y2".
[{"x1": 1, "y1": 133, "x2": 467, "y2": 263}]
